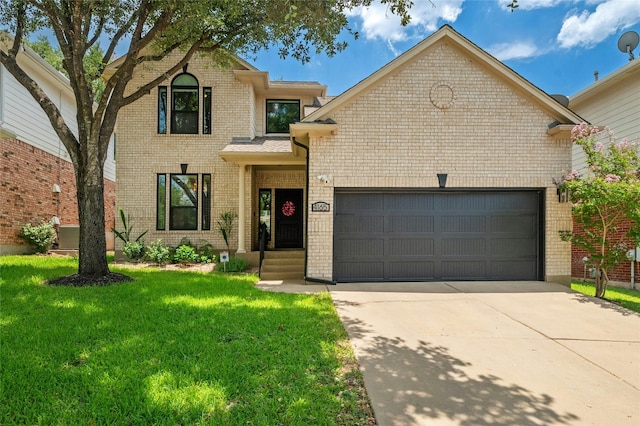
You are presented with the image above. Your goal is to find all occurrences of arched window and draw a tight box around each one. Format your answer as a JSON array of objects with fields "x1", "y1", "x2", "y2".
[{"x1": 171, "y1": 73, "x2": 199, "y2": 134}]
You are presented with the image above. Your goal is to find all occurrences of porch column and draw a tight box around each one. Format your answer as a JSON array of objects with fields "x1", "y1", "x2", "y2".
[{"x1": 237, "y1": 164, "x2": 246, "y2": 253}]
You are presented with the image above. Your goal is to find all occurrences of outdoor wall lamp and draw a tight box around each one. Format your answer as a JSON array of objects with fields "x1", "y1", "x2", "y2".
[
  {"x1": 437, "y1": 173, "x2": 447, "y2": 188},
  {"x1": 557, "y1": 187, "x2": 570, "y2": 203},
  {"x1": 52, "y1": 183, "x2": 61, "y2": 193},
  {"x1": 317, "y1": 174, "x2": 331, "y2": 184},
  {"x1": 180, "y1": 163, "x2": 188, "y2": 174}
]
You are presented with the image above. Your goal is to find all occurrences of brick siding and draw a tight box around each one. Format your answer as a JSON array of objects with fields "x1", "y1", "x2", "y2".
[
  {"x1": 1, "y1": 138, "x2": 115, "y2": 254},
  {"x1": 571, "y1": 217, "x2": 638, "y2": 284},
  {"x1": 305, "y1": 41, "x2": 573, "y2": 283}
]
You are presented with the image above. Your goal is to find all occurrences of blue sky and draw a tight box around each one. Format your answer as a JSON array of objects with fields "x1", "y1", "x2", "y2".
[{"x1": 249, "y1": 0, "x2": 640, "y2": 97}]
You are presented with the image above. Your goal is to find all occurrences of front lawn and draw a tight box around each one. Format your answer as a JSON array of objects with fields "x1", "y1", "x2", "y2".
[
  {"x1": 572, "y1": 281, "x2": 640, "y2": 314},
  {"x1": 0, "y1": 256, "x2": 373, "y2": 425}
]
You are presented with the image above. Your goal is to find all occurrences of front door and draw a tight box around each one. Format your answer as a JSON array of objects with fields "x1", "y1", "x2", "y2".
[{"x1": 275, "y1": 189, "x2": 303, "y2": 248}]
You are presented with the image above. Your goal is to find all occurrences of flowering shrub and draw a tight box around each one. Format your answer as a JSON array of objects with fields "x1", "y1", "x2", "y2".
[
  {"x1": 554, "y1": 123, "x2": 640, "y2": 298},
  {"x1": 19, "y1": 221, "x2": 56, "y2": 253}
]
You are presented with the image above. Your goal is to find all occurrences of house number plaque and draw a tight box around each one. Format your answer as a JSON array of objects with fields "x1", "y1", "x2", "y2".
[{"x1": 312, "y1": 201, "x2": 330, "y2": 212}]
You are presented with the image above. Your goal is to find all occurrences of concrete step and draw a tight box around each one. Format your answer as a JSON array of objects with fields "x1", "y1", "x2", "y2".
[
  {"x1": 261, "y1": 262, "x2": 304, "y2": 273},
  {"x1": 262, "y1": 250, "x2": 305, "y2": 259},
  {"x1": 261, "y1": 257, "x2": 305, "y2": 267},
  {"x1": 259, "y1": 250, "x2": 305, "y2": 281}
]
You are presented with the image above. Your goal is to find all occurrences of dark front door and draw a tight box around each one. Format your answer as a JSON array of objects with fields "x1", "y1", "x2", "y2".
[{"x1": 275, "y1": 189, "x2": 304, "y2": 248}]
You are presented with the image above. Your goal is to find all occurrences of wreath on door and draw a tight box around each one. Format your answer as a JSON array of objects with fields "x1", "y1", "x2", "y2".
[{"x1": 281, "y1": 201, "x2": 295, "y2": 217}]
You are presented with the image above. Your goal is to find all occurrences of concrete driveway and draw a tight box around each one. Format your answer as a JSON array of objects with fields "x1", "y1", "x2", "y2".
[{"x1": 329, "y1": 281, "x2": 640, "y2": 426}]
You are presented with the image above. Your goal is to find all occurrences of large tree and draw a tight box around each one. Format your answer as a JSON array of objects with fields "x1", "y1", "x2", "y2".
[{"x1": 0, "y1": 0, "x2": 412, "y2": 283}]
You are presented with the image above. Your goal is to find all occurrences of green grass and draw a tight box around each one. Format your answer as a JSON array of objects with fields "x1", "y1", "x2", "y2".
[
  {"x1": 572, "y1": 281, "x2": 640, "y2": 313},
  {"x1": 0, "y1": 256, "x2": 372, "y2": 425}
]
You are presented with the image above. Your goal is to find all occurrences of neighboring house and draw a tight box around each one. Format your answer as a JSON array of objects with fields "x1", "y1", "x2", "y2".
[
  {"x1": 115, "y1": 25, "x2": 583, "y2": 284},
  {"x1": 0, "y1": 39, "x2": 116, "y2": 254},
  {"x1": 569, "y1": 57, "x2": 640, "y2": 285}
]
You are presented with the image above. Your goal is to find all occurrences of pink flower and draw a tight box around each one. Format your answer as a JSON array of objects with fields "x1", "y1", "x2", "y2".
[{"x1": 605, "y1": 174, "x2": 620, "y2": 183}]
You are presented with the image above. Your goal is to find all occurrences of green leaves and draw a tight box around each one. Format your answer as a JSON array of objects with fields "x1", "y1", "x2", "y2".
[
  {"x1": 555, "y1": 123, "x2": 640, "y2": 297},
  {"x1": 112, "y1": 208, "x2": 148, "y2": 244}
]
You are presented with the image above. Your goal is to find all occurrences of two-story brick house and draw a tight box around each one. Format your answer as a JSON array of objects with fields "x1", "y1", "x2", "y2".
[{"x1": 115, "y1": 25, "x2": 583, "y2": 285}]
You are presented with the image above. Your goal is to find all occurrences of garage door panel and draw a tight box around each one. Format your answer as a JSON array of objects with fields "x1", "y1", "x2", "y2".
[
  {"x1": 489, "y1": 215, "x2": 536, "y2": 234},
  {"x1": 441, "y1": 238, "x2": 486, "y2": 256},
  {"x1": 334, "y1": 215, "x2": 383, "y2": 233},
  {"x1": 387, "y1": 215, "x2": 434, "y2": 232},
  {"x1": 334, "y1": 238, "x2": 384, "y2": 257},
  {"x1": 440, "y1": 193, "x2": 486, "y2": 210},
  {"x1": 490, "y1": 238, "x2": 537, "y2": 257},
  {"x1": 334, "y1": 191, "x2": 541, "y2": 282},
  {"x1": 486, "y1": 192, "x2": 538, "y2": 210},
  {"x1": 441, "y1": 261, "x2": 486, "y2": 279},
  {"x1": 336, "y1": 262, "x2": 385, "y2": 280},
  {"x1": 442, "y1": 216, "x2": 486, "y2": 233},
  {"x1": 385, "y1": 193, "x2": 434, "y2": 210},
  {"x1": 389, "y1": 261, "x2": 435, "y2": 280},
  {"x1": 491, "y1": 261, "x2": 538, "y2": 279},
  {"x1": 389, "y1": 238, "x2": 435, "y2": 255}
]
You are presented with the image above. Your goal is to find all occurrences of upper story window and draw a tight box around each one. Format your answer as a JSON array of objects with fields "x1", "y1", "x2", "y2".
[
  {"x1": 266, "y1": 99, "x2": 300, "y2": 133},
  {"x1": 171, "y1": 73, "x2": 199, "y2": 134}
]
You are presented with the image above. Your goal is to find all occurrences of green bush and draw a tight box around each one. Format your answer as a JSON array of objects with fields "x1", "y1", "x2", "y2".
[
  {"x1": 173, "y1": 244, "x2": 199, "y2": 264},
  {"x1": 146, "y1": 239, "x2": 171, "y2": 265},
  {"x1": 123, "y1": 241, "x2": 145, "y2": 261},
  {"x1": 19, "y1": 221, "x2": 56, "y2": 253},
  {"x1": 215, "y1": 256, "x2": 250, "y2": 273},
  {"x1": 197, "y1": 243, "x2": 216, "y2": 263}
]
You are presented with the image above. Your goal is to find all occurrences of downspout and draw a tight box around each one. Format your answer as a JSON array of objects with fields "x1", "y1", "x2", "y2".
[
  {"x1": 292, "y1": 137, "x2": 336, "y2": 285},
  {"x1": 292, "y1": 138, "x2": 309, "y2": 280}
]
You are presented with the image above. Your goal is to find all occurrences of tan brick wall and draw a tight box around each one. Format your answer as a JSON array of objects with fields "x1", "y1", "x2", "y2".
[
  {"x1": 306, "y1": 42, "x2": 573, "y2": 283},
  {"x1": 1, "y1": 138, "x2": 115, "y2": 254},
  {"x1": 115, "y1": 54, "x2": 255, "y2": 251}
]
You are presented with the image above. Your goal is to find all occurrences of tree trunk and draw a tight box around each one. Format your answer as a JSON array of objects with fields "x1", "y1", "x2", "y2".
[
  {"x1": 75, "y1": 151, "x2": 110, "y2": 277},
  {"x1": 594, "y1": 267, "x2": 607, "y2": 299}
]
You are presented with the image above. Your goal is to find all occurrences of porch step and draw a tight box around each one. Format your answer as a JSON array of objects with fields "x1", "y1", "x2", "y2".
[{"x1": 260, "y1": 250, "x2": 305, "y2": 281}]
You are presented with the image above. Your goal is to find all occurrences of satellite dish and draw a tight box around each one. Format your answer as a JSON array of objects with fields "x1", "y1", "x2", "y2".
[
  {"x1": 617, "y1": 31, "x2": 639, "y2": 61},
  {"x1": 550, "y1": 94, "x2": 569, "y2": 107}
]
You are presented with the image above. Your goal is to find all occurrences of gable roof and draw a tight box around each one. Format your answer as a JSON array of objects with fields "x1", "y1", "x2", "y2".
[
  {"x1": 570, "y1": 57, "x2": 640, "y2": 107},
  {"x1": 301, "y1": 25, "x2": 584, "y2": 128}
]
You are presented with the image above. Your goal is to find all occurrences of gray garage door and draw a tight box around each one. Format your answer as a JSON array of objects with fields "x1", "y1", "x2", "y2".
[{"x1": 334, "y1": 190, "x2": 542, "y2": 282}]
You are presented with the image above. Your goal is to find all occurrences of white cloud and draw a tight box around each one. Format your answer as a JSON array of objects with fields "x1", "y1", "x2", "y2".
[
  {"x1": 557, "y1": 0, "x2": 640, "y2": 48},
  {"x1": 487, "y1": 41, "x2": 543, "y2": 60},
  {"x1": 348, "y1": 0, "x2": 464, "y2": 44}
]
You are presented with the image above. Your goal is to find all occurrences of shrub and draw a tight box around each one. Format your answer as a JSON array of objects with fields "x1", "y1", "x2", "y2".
[
  {"x1": 123, "y1": 241, "x2": 145, "y2": 261},
  {"x1": 173, "y1": 244, "x2": 199, "y2": 264},
  {"x1": 215, "y1": 256, "x2": 250, "y2": 273},
  {"x1": 19, "y1": 221, "x2": 56, "y2": 253},
  {"x1": 146, "y1": 239, "x2": 171, "y2": 265},
  {"x1": 197, "y1": 243, "x2": 216, "y2": 263}
]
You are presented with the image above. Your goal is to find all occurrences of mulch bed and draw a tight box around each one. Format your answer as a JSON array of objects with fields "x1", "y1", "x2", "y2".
[{"x1": 47, "y1": 272, "x2": 134, "y2": 287}]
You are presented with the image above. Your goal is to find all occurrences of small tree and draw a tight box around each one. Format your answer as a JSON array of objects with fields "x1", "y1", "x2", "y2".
[
  {"x1": 554, "y1": 123, "x2": 640, "y2": 298},
  {"x1": 217, "y1": 211, "x2": 237, "y2": 252}
]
